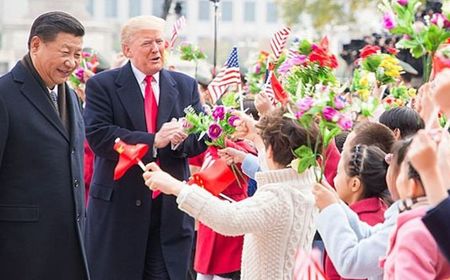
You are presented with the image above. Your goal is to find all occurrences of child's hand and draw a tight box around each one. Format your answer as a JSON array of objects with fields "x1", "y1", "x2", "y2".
[
  {"x1": 312, "y1": 182, "x2": 339, "y2": 211},
  {"x1": 143, "y1": 163, "x2": 185, "y2": 196},
  {"x1": 231, "y1": 111, "x2": 258, "y2": 141},
  {"x1": 432, "y1": 69, "x2": 450, "y2": 118},
  {"x1": 409, "y1": 130, "x2": 439, "y2": 173},
  {"x1": 254, "y1": 92, "x2": 274, "y2": 117},
  {"x1": 218, "y1": 147, "x2": 247, "y2": 165}
]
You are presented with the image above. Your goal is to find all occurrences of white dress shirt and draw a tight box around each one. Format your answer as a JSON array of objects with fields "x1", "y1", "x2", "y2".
[{"x1": 130, "y1": 63, "x2": 160, "y2": 105}]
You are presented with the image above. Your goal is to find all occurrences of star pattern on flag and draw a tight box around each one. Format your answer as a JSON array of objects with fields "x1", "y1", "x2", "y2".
[{"x1": 207, "y1": 47, "x2": 241, "y2": 104}]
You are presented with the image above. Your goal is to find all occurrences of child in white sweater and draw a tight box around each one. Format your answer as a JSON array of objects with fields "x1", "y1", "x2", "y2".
[{"x1": 143, "y1": 109, "x2": 320, "y2": 280}]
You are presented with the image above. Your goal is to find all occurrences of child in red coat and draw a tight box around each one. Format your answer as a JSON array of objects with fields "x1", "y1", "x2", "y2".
[{"x1": 324, "y1": 144, "x2": 389, "y2": 280}]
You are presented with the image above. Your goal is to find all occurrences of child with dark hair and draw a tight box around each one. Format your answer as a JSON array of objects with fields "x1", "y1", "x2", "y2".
[
  {"x1": 143, "y1": 109, "x2": 321, "y2": 280},
  {"x1": 322, "y1": 144, "x2": 389, "y2": 280},
  {"x1": 378, "y1": 107, "x2": 424, "y2": 140},
  {"x1": 380, "y1": 139, "x2": 450, "y2": 279},
  {"x1": 312, "y1": 134, "x2": 410, "y2": 279}
]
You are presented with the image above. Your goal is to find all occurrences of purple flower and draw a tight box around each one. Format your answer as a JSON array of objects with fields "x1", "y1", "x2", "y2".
[
  {"x1": 278, "y1": 55, "x2": 307, "y2": 75},
  {"x1": 337, "y1": 115, "x2": 353, "y2": 130},
  {"x1": 383, "y1": 12, "x2": 396, "y2": 30},
  {"x1": 212, "y1": 105, "x2": 225, "y2": 121},
  {"x1": 207, "y1": 123, "x2": 223, "y2": 139},
  {"x1": 334, "y1": 96, "x2": 346, "y2": 110},
  {"x1": 322, "y1": 106, "x2": 340, "y2": 122},
  {"x1": 297, "y1": 97, "x2": 314, "y2": 112},
  {"x1": 397, "y1": 0, "x2": 408, "y2": 6},
  {"x1": 75, "y1": 68, "x2": 85, "y2": 80},
  {"x1": 228, "y1": 115, "x2": 240, "y2": 127}
]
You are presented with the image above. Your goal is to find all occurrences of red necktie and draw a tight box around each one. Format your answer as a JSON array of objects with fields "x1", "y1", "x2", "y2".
[{"x1": 144, "y1": 75, "x2": 158, "y2": 133}]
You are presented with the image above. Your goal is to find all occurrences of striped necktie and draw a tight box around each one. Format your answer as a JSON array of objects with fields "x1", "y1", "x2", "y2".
[{"x1": 49, "y1": 89, "x2": 60, "y2": 116}]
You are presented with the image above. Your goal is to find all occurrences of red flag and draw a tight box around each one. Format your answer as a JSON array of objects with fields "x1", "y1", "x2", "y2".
[
  {"x1": 113, "y1": 138, "x2": 149, "y2": 180},
  {"x1": 270, "y1": 72, "x2": 289, "y2": 106},
  {"x1": 188, "y1": 158, "x2": 236, "y2": 196}
]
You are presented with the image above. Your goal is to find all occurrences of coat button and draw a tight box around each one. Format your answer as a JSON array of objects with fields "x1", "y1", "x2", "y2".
[
  {"x1": 71, "y1": 148, "x2": 75, "y2": 154},
  {"x1": 76, "y1": 213, "x2": 81, "y2": 222},
  {"x1": 73, "y1": 179, "x2": 79, "y2": 188},
  {"x1": 135, "y1": 200, "x2": 142, "y2": 207}
]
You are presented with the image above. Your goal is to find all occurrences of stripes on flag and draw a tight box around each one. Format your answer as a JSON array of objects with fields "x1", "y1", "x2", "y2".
[
  {"x1": 169, "y1": 16, "x2": 186, "y2": 48},
  {"x1": 270, "y1": 26, "x2": 291, "y2": 61},
  {"x1": 263, "y1": 72, "x2": 276, "y2": 105},
  {"x1": 207, "y1": 47, "x2": 241, "y2": 104}
]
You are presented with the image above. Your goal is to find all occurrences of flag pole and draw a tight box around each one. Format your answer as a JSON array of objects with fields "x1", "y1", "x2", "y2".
[
  {"x1": 211, "y1": 0, "x2": 220, "y2": 77},
  {"x1": 239, "y1": 83, "x2": 244, "y2": 111}
]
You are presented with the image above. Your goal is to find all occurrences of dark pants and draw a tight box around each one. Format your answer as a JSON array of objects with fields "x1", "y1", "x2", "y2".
[{"x1": 143, "y1": 197, "x2": 170, "y2": 280}]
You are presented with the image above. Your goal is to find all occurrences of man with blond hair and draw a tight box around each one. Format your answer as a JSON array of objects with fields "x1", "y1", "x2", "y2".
[{"x1": 84, "y1": 15, "x2": 206, "y2": 280}]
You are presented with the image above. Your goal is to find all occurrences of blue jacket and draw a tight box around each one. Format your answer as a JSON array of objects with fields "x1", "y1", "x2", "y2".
[{"x1": 422, "y1": 196, "x2": 450, "y2": 262}]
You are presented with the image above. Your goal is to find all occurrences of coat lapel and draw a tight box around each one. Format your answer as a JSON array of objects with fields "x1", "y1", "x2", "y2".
[
  {"x1": 67, "y1": 86, "x2": 84, "y2": 148},
  {"x1": 12, "y1": 63, "x2": 69, "y2": 141},
  {"x1": 115, "y1": 63, "x2": 147, "y2": 132},
  {"x1": 157, "y1": 69, "x2": 179, "y2": 130}
]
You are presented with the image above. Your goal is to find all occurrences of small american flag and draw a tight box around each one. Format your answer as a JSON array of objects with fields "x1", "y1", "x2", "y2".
[
  {"x1": 270, "y1": 26, "x2": 291, "y2": 60},
  {"x1": 169, "y1": 16, "x2": 186, "y2": 48},
  {"x1": 288, "y1": 39, "x2": 300, "y2": 59},
  {"x1": 263, "y1": 72, "x2": 276, "y2": 105},
  {"x1": 207, "y1": 47, "x2": 241, "y2": 104}
]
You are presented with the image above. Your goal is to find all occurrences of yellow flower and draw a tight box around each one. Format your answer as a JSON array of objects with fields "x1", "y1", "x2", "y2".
[
  {"x1": 358, "y1": 89, "x2": 370, "y2": 101},
  {"x1": 408, "y1": 88, "x2": 417, "y2": 97},
  {"x1": 360, "y1": 76, "x2": 369, "y2": 87},
  {"x1": 380, "y1": 56, "x2": 402, "y2": 78}
]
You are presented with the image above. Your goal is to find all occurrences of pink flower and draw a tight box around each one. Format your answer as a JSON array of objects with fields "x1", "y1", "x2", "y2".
[
  {"x1": 383, "y1": 12, "x2": 396, "y2": 30},
  {"x1": 295, "y1": 111, "x2": 304, "y2": 119},
  {"x1": 297, "y1": 97, "x2": 314, "y2": 112},
  {"x1": 254, "y1": 64, "x2": 261, "y2": 74},
  {"x1": 397, "y1": 0, "x2": 408, "y2": 6},
  {"x1": 228, "y1": 115, "x2": 240, "y2": 127},
  {"x1": 207, "y1": 123, "x2": 223, "y2": 139},
  {"x1": 212, "y1": 105, "x2": 225, "y2": 121},
  {"x1": 431, "y1": 13, "x2": 450, "y2": 28},
  {"x1": 337, "y1": 115, "x2": 353, "y2": 130},
  {"x1": 334, "y1": 96, "x2": 346, "y2": 110},
  {"x1": 322, "y1": 106, "x2": 339, "y2": 122},
  {"x1": 75, "y1": 68, "x2": 85, "y2": 81},
  {"x1": 278, "y1": 55, "x2": 307, "y2": 75}
]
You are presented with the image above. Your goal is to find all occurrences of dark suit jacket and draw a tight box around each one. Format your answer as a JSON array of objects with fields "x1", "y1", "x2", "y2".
[
  {"x1": 84, "y1": 62, "x2": 207, "y2": 280},
  {"x1": 0, "y1": 62, "x2": 89, "y2": 279},
  {"x1": 422, "y1": 196, "x2": 450, "y2": 262}
]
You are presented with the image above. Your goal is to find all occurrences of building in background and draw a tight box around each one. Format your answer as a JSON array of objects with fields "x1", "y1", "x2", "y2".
[{"x1": 0, "y1": 0, "x2": 381, "y2": 76}]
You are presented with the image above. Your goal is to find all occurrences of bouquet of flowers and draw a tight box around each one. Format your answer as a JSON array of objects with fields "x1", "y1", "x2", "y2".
[
  {"x1": 182, "y1": 105, "x2": 246, "y2": 190},
  {"x1": 357, "y1": 45, "x2": 403, "y2": 86},
  {"x1": 383, "y1": 84, "x2": 416, "y2": 109},
  {"x1": 380, "y1": 0, "x2": 450, "y2": 81},
  {"x1": 245, "y1": 50, "x2": 286, "y2": 95},
  {"x1": 287, "y1": 86, "x2": 352, "y2": 181},
  {"x1": 281, "y1": 37, "x2": 339, "y2": 99},
  {"x1": 68, "y1": 50, "x2": 99, "y2": 90}
]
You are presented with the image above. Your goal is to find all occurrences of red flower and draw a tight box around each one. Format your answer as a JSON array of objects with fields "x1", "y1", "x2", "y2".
[
  {"x1": 386, "y1": 47, "x2": 399, "y2": 55},
  {"x1": 360, "y1": 45, "x2": 381, "y2": 59},
  {"x1": 309, "y1": 44, "x2": 338, "y2": 69}
]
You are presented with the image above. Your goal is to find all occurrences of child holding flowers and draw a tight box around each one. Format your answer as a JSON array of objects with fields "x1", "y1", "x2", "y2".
[{"x1": 143, "y1": 109, "x2": 321, "y2": 280}]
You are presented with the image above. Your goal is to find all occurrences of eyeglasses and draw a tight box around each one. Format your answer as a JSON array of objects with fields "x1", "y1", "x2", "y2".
[{"x1": 385, "y1": 153, "x2": 393, "y2": 165}]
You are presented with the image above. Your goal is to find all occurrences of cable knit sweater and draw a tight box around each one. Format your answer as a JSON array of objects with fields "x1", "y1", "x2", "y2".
[{"x1": 176, "y1": 168, "x2": 318, "y2": 280}]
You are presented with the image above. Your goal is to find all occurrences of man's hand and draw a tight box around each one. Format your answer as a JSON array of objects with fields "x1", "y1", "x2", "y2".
[{"x1": 154, "y1": 119, "x2": 187, "y2": 149}]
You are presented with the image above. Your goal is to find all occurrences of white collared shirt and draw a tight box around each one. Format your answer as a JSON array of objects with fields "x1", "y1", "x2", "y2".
[{"x1": 130, "y1": 63, "x2": 160, "y2": 105}]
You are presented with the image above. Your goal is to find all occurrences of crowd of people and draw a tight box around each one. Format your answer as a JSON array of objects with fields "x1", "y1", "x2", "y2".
[{"x1": 0, "y1": 9, "x2": 449, "y2": 280}]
